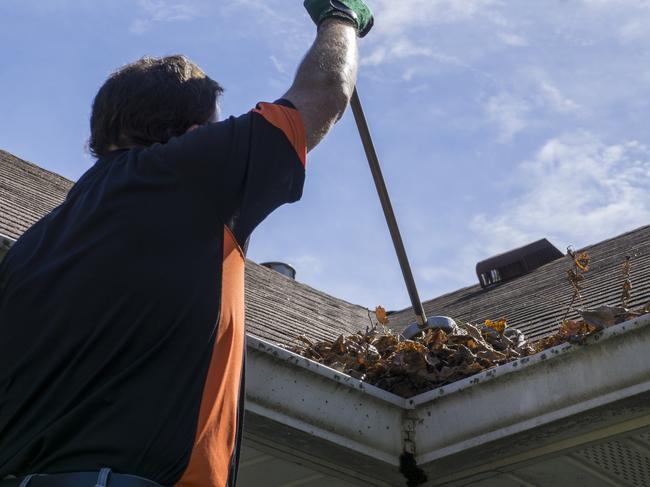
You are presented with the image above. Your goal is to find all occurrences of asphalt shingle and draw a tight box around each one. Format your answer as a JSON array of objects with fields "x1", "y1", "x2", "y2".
[
  {"x1": 0, "y1": 149, "x2": 370, "y2": 345},
  {"x1": 387, "y1": 225, "x2": 650, "y2": 340}
]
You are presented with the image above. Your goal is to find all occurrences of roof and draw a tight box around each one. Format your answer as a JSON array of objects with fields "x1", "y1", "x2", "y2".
[
  {"x1": 388, "y1": 224, "x2": 650, "y2": 340},
  {"x1": 4, "y1": 147, "x2": 650, "y2": 347},
  {"x1": 0, "y1": 149, "x2": 370, "y2": 345},
  {"x1": 0, "y1": 149, "x2": 73, "y2": 240}
]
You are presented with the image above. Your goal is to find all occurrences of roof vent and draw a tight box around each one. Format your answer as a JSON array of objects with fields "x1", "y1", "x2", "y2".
[
  {"x1": 476, "y1": 238, "x2": 563, "y2": 288},
  {"x1": 260, "y1": 261, "x2": 296, "y2": 280}
]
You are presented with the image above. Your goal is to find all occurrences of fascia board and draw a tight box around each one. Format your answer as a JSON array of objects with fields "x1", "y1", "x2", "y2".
[
  {"x1": 245, "y1": 336, "x2": 406, "y2": 464},
  {"x1": 247, "y1": 336, "x2": 408, "y2": 408}
]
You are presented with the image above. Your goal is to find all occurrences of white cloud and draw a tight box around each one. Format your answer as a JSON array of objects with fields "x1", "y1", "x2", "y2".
[
  {"x1": 372, "y1": 0, "x2": 503, "y2": 34},
  {"x1": 471, "y1": 132, "x2": 650, "y2": 254},
  {"x1": 130, "y1": 0, "x2": 198, "y2": 34},
  {"x1": 362, "y1": 38, "x2": 464, "y2": 69},
  {"x1": 485, "y1": 93, "x2": 530, "y2": 143},
  {"x1": 225, "y1": 0, "x2": 302, "y2": 26},
  {"x1": 579, "y1": 0, "x2": 650, "y2": 43},
  {"x1": 498, "y1": 32, "x2": 528, "y2": 47},
  {"x1": 358, "y1": 0, "x2": 509, "y2": 77},
  {"x1": 537, "y1": 80, "x2": 579, "y2": 113},
  {"x1": 483, "y1": 68, "x2": 580, "y2": 143},
  {"x1": 269, "y1": 55, "x2": 290, "y2": 76},
  {"x1": 582, "y1": 0, "x2": 650, "y2": 9},
  {"x1": 619, "y1": 18, "x2": 650, "y2": 43}
]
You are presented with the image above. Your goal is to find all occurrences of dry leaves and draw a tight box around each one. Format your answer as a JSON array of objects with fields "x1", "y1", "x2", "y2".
[
  {"x1": 290, "y1": 300, "x2": 650, "y2": 398},
  {"x1": 290, "y1": 319, "x2": 536, "y2": 398},
  {"x1": 289, "y1": 254, "x2": 647, "y2": 398},
  {"x1": 621, "y1": 256, "x2": 632, "y2": 307},
  {"x1": 573, "y1": 251, "x2": 590, "y2": 272},
  {"x1": 375, "y1": 306, "x2": 389, "y2": 325},
  {"x1": 484, "y1": 318, "x2": 507, "y2": 333}
]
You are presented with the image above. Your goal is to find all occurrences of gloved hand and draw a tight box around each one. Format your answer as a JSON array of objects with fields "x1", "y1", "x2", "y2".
[{"x1": 304, "y1": 0, "x2": 374, "y2": 38}]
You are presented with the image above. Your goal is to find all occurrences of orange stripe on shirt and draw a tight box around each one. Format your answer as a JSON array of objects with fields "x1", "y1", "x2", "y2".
[
  {"x1": 175, "y1": 227, "x2": 246, "y2": 487},
  {"x1": 252, "y1": 102, "x2": 307, "y2": 168}
]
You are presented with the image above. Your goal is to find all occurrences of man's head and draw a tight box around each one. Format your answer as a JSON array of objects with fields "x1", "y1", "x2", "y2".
[{"x1": 89, "y1": 55, "x2": 223, "y2": 156}]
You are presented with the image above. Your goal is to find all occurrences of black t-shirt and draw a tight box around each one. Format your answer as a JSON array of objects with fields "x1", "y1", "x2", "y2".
[{"x1": 0, "y1": 100, "x2": 306, "y2": 486}]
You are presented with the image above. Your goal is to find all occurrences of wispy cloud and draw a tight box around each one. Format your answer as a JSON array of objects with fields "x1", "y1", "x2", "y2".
[
  {"x1": 497, "y1": 32, "x2": 527, "y2": 47},
  {"x1": 269, "y1": 55, "x2": 290, "y2": 77},
  {"x1": 537, "y1": 81, "x2": 579, "y2": 113},
  {"x1": 372, "y1": 0, "x2": 504, "y2": 34},
  {"x1": 483, "y1": 68, "x2": 580, "y2": 143},
  {"x1": 224, "y1": 0, "x2": 302, "y2": 26},
  {"x1": 485, "y1": 93, "x2": 529, "y2": 143},
  {"x1": 130, "y1": 0, "x2": 199, "y2": 34},
  {"x1": 471, "y1": 132, "x2": 650, "y2": 254},
  {"x1": 582, "y1": 0, "x2": 650, "y2": 9}
]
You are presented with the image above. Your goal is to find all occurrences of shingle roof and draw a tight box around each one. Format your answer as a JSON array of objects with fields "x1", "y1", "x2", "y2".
[
  {"x1": 4, "y1": 148, "x2": 649, "y2": 346},
  {"x1": 0, "y1": 150, "x2": 73, "y2": 240},
  {"x1": 0, "y1": 149, "x2": 369, "y2": 345},
  {"x1": 388, "y1": 225, "x2": 650, "y2": 340},
  {"x1": 245, "y1": 263, "x2": 371, "y2": 345}
]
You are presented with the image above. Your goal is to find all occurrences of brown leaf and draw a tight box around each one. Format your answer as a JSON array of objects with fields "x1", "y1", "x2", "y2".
[
  {"x1": 477, "y1": 348, "x2": 506, "y2": 362},
  {"x1": 424, "y1": 328, "x2": 448, "y2": 350},
  {"x1": 332, "y1": 334, "x2": 346, "y2": 354},
  {"x1": 574, "y1": 252, "x2": 590, "y2": 272},
  {"x1": 287, "y1": 290, "x2": 650, "y2": 399},
  {"x1": 579, "y1": 305, "x2": 628, "y2": 330},
  {"x1": 374, "y1": 306, "x2": 390, "y2": 325},
  {"x1": 463, "y1": 323, "x2": 484, "y2": 341},
  {"x1": 484, "y1": 318, "x2": 507, "y2": 333},
  {"x1": 559, "y1": 319, "x2": 597, "y2": 337}
]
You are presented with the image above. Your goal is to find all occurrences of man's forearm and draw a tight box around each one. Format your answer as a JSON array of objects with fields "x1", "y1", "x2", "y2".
[{"x1": 284, "y1": 19, "x2": 358, "y2": 151}]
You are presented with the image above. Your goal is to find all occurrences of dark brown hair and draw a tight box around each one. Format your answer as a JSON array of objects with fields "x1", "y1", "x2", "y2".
[{"x1": 89, "y1": 55, "x2": 223, "y2": 156}]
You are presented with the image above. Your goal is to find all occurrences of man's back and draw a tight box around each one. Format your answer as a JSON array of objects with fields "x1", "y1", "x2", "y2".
[
  {"x1": 0, "y1": 103, "x2": 306, "y2": 482},
  {"x1": 1, "y1": 145, "x2": 231, "y2": 482}
]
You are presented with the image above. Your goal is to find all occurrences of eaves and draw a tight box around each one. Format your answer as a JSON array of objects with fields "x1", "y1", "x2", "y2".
[{"x1": 244, "y1": 314, "x2": 650, "y2": 486}]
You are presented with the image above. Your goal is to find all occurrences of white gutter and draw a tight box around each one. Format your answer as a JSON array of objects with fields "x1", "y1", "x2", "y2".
[
  {"x1": 0, "y1": 233, "x2": 15, "y2": 259},
  {"x1": 245, "y1": 337, "x2": 405, "y2": 460},
  {"x1": 245, "y1": 314, "x2": 650, "y2": 486},
  {"x1": 245, "y1": 335, "x2": 406, "y2": 486},
  {"x1": 0, "y1": 232, "x2": 15, "y2": 245},
  {"x1": 411, "y1": 313, "x2": 650, "y2": 459}
]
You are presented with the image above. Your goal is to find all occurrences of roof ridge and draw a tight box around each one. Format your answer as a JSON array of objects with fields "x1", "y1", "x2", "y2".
[{"x1": 580, "y1": 223, "x2": 650, "y2": 252}]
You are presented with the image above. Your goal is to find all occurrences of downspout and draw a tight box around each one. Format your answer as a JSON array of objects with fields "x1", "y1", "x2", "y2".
[{"x1": 400, "y1": 409, "x2": 428, "y2": 486}]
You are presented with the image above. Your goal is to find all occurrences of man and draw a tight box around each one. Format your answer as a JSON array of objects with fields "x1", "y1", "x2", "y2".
[{"x1": 0, "y1": 1, "x2": 373, "y2": 486}]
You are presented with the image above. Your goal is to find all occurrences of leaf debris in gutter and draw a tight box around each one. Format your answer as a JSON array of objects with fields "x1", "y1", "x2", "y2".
[
  {"x1": 289, "y1": 306, "x2": 648, "y2": 398},
  {"x1": 288, "y1": 253, "x2": 650, "y2": 398}
]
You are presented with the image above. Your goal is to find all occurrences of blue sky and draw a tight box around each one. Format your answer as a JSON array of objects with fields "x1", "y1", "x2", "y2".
[{"x1": 3, "y1": 0, "x2": 650, "y2": 312}]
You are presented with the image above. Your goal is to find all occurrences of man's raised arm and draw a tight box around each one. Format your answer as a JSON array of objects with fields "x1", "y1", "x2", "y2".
[{"x1": 284, "y1": 0, "x2": 373, "y2": 151}]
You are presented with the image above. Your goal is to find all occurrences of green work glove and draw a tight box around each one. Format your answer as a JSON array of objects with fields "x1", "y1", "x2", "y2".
[{"x1": 304, "y1": 0, "x2": 374, "y2": 38}]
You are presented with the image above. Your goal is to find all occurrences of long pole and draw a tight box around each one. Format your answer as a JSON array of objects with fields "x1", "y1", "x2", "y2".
[{"x1": 349, "y1": 87, "x2": 427, "y2": 327}]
